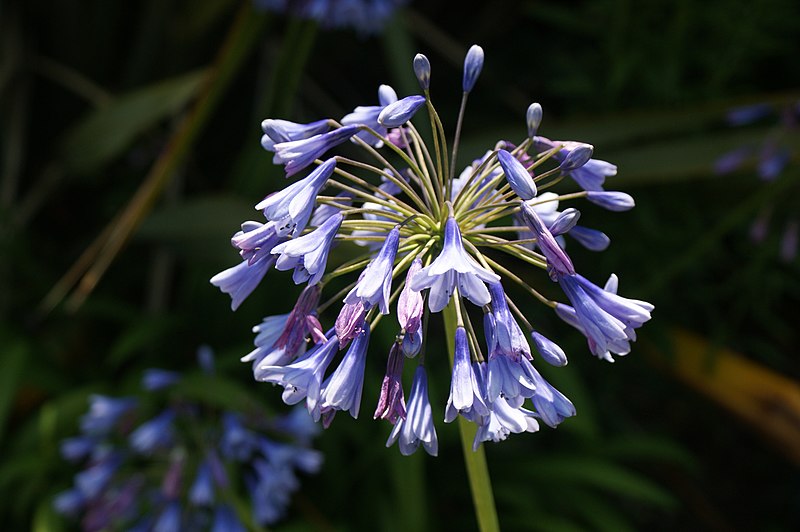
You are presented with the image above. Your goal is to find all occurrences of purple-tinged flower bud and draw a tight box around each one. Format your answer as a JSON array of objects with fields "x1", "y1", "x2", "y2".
[
  {"x1": 398, "y1": 258, "x2": 423, "y2": 333},
  {"x1": 335, "y1": 301, "x2": 367, "y2": 347},
  {"x1": 526, "y1": 103, "x2": 543, "y2": 138},
  {"x1": 386, "y1": 365, "x2": 438, "y2": 456},
  {"x1": 305, "y1": 315, "x2": 326, "y2": 344},
  {"x1": 273, "y1": 125, "x2": 357, "y2": 177},
  {"x1": 142, "y1": 369, "x2": 180, "y2": 391},
  {"x1": 413, "y1": 53, "x2": 431, "y2": 90},
  {"x1": 586, "y1": 191, "x2": 635, "y2": 212},
  {"x1": 530, "y1": 331, "x2": 568, "y2": 366},
  {"x1": 462, "y1": 45, "x2": 484, "y2": 93},
  {"x1": 497, "y1": 149, "x2": 537, "y2": 200},
  {"x1": 260, "y1": 118, "x2": 331, "y2": 151},
  {"x1": 374, "y1": 342, "x2": 406, "y2": 423},
  {"x1": 519, "y1": 201, "x2": 575, "y2": 278},
  {"x1": 559, "y1": 144, "x2": 594, "y2": 173},
  {"x1": 569, "y1": 225, "x2": 610, "y2": 251},
  {"x1": 161, "y1": 453, "x2": 184, "y2": 500},
  {"x1": 378, "y1": 95, "x2": 426, "y2": 127},
  {"x1": 548, "y1": 208, "x2": 580, "y2": 236},
  {"x1": 344, "y1": 226, "x2": 400, "y2": 314}
]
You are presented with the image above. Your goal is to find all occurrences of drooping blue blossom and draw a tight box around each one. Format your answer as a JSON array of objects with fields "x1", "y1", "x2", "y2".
[
  {"x1": 209, "y1": 255, "x2": 274, "y2": 311},
  {"x1": 445, "y1": 327, "x2": 490, "y2": 423},
  {"x1": 319, "y1": 327, "x2": 370, "y2": 422},
  {"x1": 216, "y1": 45, "x2": 653, "y2": 455},
  {"x1": 256, "y1": 158, "x2": 337, "y2": 236},
  {"x1": 270, "y1": 213, "x2": 343, "y2": 285},
  {"x1": 255, "y1": 330, "x2": 341, "y2": 418},
  {"x1": 55, "y1": 349, "x2": 322, "y2": 529},
  {"x1": 387, "y1": 366, "x2": 438, "y2": 456}
]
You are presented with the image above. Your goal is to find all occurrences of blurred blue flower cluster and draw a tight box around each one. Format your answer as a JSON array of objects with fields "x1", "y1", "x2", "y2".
[
  {"x1": 253, "y1": 0, "x2": 409, "y2": 34},
  {"x1": 53, "y1": 347, "x2": 322, "y2": 531},
  {"x1": 715, "y1": 101, "x2": 800, "y2": 261}
]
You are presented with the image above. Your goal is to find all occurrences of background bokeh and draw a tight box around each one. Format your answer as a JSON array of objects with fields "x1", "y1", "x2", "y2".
[{"x1": 2, "y1": 0, "x2": 800, "y2": 530}]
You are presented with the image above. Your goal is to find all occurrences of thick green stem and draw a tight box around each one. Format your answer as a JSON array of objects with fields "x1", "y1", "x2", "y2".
[{"x1": 442, "y1": 301, "x2": 500, "y2": 532}]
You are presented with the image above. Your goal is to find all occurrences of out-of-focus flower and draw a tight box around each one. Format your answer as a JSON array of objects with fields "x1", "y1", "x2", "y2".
[
  {"x1": 54, "y1": 348, "x2": 322, "y2": 530},
  {"x1": 253, "y1": 0, "x2": 410, "y2": 35},
  {"x1": 714, "y1": 100, "x2": 800, "y2": 262}
]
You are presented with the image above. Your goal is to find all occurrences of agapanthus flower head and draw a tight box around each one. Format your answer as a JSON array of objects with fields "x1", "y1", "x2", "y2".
[
  {"x1": 55, "y1": 348, "x2": 322, "y2": 530},
  {"x1": 212, "y1": 45, "x2": 652, "y2": 454}
]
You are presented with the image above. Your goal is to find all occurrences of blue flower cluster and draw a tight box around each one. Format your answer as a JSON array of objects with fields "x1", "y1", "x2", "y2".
[
  {"x1": 54, "y1": 348, "x2": 322, "y2": 531},
  {"x1": 212, "y1": 45, "x2": 653, "y2": 455},
  {"x1": 253, "y1": 0, "x2": 409, "y2": 34},
  {"x1": 715, "y1": 100, "x2": 800, "y2": 261}
]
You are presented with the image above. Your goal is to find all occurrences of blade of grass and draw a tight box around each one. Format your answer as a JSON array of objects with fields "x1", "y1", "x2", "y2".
[{"x1": 38, "y1": 2, "x2": 267, "y2": 316}]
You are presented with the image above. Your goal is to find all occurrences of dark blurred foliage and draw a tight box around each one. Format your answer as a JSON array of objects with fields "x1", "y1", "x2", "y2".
[{"x1": 2, "y1": 0, "x2": 800, "y2": 530}]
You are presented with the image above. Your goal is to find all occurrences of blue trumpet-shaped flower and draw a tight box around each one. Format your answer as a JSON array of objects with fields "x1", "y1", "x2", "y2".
[
  {"x1": 271, "y1": 214, "x2": 342, "y2": 285},
  {"x1": 387, "y1": 366, "x2": 438, "y2": 456},
  {"x1": 410, "y1": 216, "x2": 500, "y2": 312}
]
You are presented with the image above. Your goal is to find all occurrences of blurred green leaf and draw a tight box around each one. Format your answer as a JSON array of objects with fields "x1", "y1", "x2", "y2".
[
  {"x1": 0, "y1": 333, "x2": 26, "y2": 445},
  {"x1": 33, "y1": 499, "x2": 65, "y2": 532},
  {"x1": 107, "y1": 314, "x2": 184, "y2": 368},
  {"x1": 60, "y1": 70, "x2": 206, "y2": 174},
  {"x1": 528, "y1": 456, "x2": 677, "y2": 509},
  {"x1": 136, "y1": 195, "x2": 253, "y2": 260}
]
